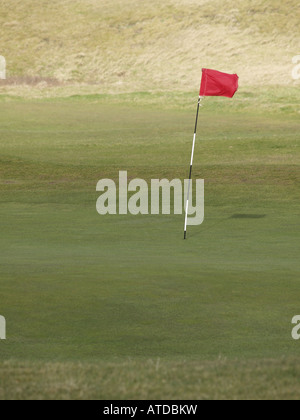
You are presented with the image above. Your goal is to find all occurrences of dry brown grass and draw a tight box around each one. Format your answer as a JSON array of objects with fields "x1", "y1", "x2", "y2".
[
  {"x1": 1, "y1": 357, "x2": 300, "y2": 400},
  {"x1": 0, "y1": 76, "x2": 60, "y2": 86},
  {"x1": 0, "y1": 0, "x2": 299, "y2": 93}
]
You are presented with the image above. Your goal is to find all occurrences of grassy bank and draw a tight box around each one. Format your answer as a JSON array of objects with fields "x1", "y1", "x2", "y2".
[{"x1": 0, "y1": 0, "x2": 299, "y2": 91}]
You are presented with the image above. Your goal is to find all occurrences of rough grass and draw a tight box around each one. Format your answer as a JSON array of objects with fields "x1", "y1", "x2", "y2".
[
  {"x1": 1, "y1": 357, "x2": 300, "y2": 400},
  {"x1": 0, "y1": 86, "x2": 299, "y2": 117},
  {"x1": 0, "y1": 0, "x2": 299, "y2": 91}
]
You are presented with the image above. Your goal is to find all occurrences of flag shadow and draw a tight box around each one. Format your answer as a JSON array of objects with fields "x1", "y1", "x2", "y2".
[{"x1": 230, "y1": 214, "x2": 267, "y2": 219}]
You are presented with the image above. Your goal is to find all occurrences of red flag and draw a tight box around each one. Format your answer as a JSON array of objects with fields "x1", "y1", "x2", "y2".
[{"x1": 200, "y1": 68, "x2": 239, "y2": 98}]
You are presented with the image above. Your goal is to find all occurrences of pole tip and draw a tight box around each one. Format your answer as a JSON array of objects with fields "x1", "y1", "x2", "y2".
[{"x1": 184, "y1": 231, "x2": 187, "y2": 240}]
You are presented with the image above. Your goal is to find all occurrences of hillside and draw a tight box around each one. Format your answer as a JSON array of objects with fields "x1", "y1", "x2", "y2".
[{"x1": 0, "y1": 0, "x2": 299, "y2": 92}]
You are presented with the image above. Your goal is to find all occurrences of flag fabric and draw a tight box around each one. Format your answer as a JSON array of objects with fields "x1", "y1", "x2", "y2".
[{"x1": 200, "y1": 68, "x2": 239, "y2": 98}]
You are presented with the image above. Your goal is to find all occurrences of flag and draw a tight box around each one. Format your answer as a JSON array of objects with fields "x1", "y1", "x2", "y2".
[{"x1": 200, "y1": 68, "x2": 239, "y2": 98}]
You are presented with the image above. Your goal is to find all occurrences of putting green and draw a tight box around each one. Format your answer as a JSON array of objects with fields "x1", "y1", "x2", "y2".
[{"x1": 0, "y1": 92, "x2": 299, "y2": 398}]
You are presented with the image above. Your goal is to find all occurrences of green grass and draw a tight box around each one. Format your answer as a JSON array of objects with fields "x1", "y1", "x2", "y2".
[
  {"x1": 0, "y1": 0, "x2": 299, "y2": 401},
  {"x1": 0, "y1": 92, "x2": 299, "y2": 398}
]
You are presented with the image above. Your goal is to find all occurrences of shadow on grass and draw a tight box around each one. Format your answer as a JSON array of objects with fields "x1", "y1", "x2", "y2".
[
  {"x1": 230, "y1": 214, "x2": 267, "y2": 219},
  {"x1": 185, "y1": 214, "x2": 267, "y2": 239}
]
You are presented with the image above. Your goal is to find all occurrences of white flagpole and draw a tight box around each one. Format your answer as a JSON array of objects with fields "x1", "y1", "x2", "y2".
[{"x1": 184, "y1": 96, "x2": 202, "y2": 240}]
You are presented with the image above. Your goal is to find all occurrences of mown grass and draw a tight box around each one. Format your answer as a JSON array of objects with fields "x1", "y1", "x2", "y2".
[{"x1": 0, "y1": 92, "x2": 299, "y2": 399}]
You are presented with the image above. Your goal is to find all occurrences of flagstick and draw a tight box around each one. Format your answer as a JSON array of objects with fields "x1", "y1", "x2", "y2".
[{"x1": 184, "y1": 96, "x2": 202, "y2": 240}]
